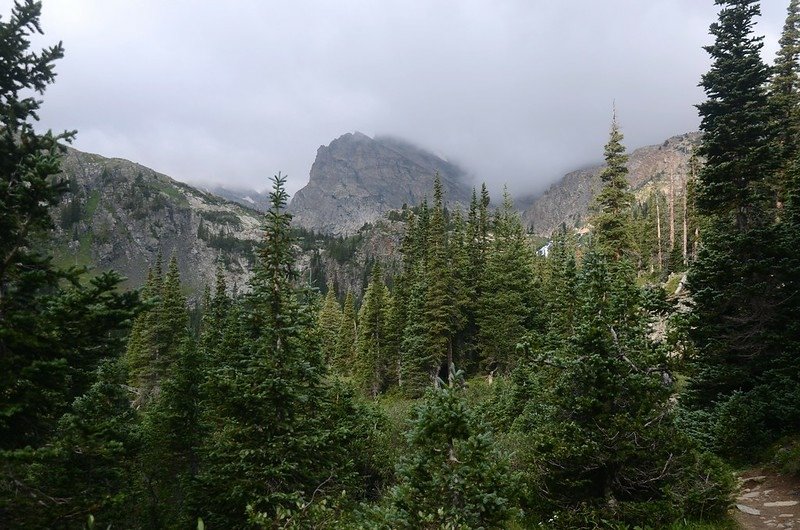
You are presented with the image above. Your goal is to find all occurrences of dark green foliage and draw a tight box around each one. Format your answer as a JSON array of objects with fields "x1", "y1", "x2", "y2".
[
  {"x1": 139, "y1": 337, "x2": 204, "y2": 528},
  {"x1": 317, "y1": 281, "x2": 343, "y2": 365},
  {"x1": 376, "y1": 377, "x2": 517, "y2": 529},
  {"x1": 200, "y1": 209, "x2": 243, "y2": 228},
  {"x1": 424, "y1": 176, "x2": 462, "y2": 378},
  {"x1": 771, "y1": 0, "x2": 800, "y2": 198},
  {"x1": 592, "y1": 113, "x2": 634, "y2": 259},
  {"x1": 125, "y1": 255, "x2": 189, "y2": 404},
  {"x1": 685, "y1": 0, "x2": 800, "y2": 458},
  {"x1": 476, "y1": 190, "x2": 536, "y2": 373},
  {"x1": 512, "y1": 253, "x2": 732, "y2": 527},
  {"x1": 2, "y1": 359, "x2": 140, "y2": 528},
  {"x1": 327, "y1": 233, "x2": 365, "y2": 263},
  {"x1": 355, "y1": 263, "x2": 390, "y2": 396},
  {"x1": 334, "y1": 290, "x2": 358, "y2": 373},
  {"x1": 194, "y1": 175, "x2": 384, "y2": 527},
  {"x1": 0, "y1": 7, "x2": 142, "y2": 523},
  {"x1": 695, "y1": 0, "x2": 774, "y2": 224}
]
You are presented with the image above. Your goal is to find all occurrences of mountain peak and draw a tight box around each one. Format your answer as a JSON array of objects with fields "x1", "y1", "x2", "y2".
[{"x1": 289, "y1": 132, "x2": 471, "y2": 235}]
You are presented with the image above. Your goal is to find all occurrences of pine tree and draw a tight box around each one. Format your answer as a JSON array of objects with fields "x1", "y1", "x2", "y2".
[
  {"x1": 0, "y1": 1, "x2": 138, "y2": 457},
  {"x1": 382, "y1": 375, "x2": 517, "y2": 529},
  {"x1": 195, "y1": 175, "x2": 377, "y2": 527},
  {"x1": 424, "y1": 175, "x2": 460, "y2": 378},
  {"x1": 771, "y1": 0, "x2": 800, "y2": 203},
  {"x1": 199, "y1": 260, "x2": 230, "y2": 355},
  {"x1": 355, "y1": 263, "x2": 390, "y2": 396},
  {"x1": 384, "y1": 277, "x2": 407, "y2": 388},
  {"x1": 334, "y1": 290, "x2": 357, "y2": 373},
  {"x1": 401, "y1": 263, "x2": 435, "y2": 396},
  {"x1": 685, "y1": 0, "x2": 798, "y2": 456},
  {"x1": 125, "y1": 254, "x2": 189, "y2": 405},
  {"x1": 695, "y1": 0, "x2": 774, "y2": 228},
  {"x1": 515, "y1": 252, "x2": 732, "y2": 527},
  {"x1": 592, "y1": 111, "x2": 634, "y2": 259},
  {"x1": 317, "y1": 281, "x2": 343, "y2": 365},
  {"x1": 140, "y1": 337, "x2": 204, "y2": 527},
  {"x1": 449, "y1": 210, "x2": 473, "y2": 369},
  {"x1": 476, "y1": 190, "x2": 536, "y2": 373}
]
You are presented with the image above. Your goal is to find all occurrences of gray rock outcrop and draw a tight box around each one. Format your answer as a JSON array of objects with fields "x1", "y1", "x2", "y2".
[{"x1": 288, "y1": 132, "x2": 472, "y2": 235}]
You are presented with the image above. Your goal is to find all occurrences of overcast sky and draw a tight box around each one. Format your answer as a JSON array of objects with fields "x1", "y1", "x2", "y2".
[{"x1": 10, "y1": 1, "x2": 788, "y2": 197}]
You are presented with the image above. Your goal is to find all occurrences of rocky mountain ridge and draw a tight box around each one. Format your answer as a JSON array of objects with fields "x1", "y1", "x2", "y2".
[
  {"x1": 523, "y1": 132, "x2": 700, "y2": 237},
  {"x1": 50, "y1": 146, "x2": 401, "y2": 298},
  {"x1": 51, "y1": 147, "x2": 266, "y2": 293}
]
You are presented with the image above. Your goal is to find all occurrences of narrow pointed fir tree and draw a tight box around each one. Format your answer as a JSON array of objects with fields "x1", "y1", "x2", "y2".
[
  {"x1": 383, "y1": 289, "x2": 405, "y2": 387},
  {"x1": 355, "y1": 263, "x2": 390, "y2": 396},
  {"x1": 334, "y1": 290, "x2": 357, "y2": 373},
  {"x1": 199, "y1": 260, "x2": 230, "y2": 354},
  {"x1": 695, "y1": 0, "x2": 774, "y2": 227},
  {"x1": 685, "y1": 0, "x2": 799, "y2": 457},
  {"x1": 477, "y1": 189, "x2": 536, "y2": 373},
  {"x1": 771, "y1": 0, "x2": 800, "y2": 204},
  {"x1": 460, "y1": 190, "x2": 485, "y2": 370},
  {"x1": 592, "y1": 111, "x2": 634, "y2": 259},
  {"x1": 401, "y1": 264, "x2": 435, "y2": 396},
  {"x1": 424, "y1": 175, "x2": 461, "y2": 378},
  {"x1": 125, "y1": 255, "x2": 188, "y2": 405},
  {"x1": 195, "y1": 174, "x2": 380, "y2": 527},
  {"x1": 449, "y1": 210, "x2": 473, "y2": 369},
  {"x1": 317, "y1": 281, "x2": 343, "y2": 365},
  {"x1": 139, "y1": 336, "x2": 204, "y2": 528}
]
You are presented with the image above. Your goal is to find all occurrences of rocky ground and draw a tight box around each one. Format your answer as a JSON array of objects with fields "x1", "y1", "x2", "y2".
[{"x1": 734, "y1": 468, "x2": 800, "y2": 529}]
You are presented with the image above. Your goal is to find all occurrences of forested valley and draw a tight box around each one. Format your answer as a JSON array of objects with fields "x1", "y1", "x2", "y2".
[{"x1": 2, "y1": 1, "x2": 800, "y2": 528}]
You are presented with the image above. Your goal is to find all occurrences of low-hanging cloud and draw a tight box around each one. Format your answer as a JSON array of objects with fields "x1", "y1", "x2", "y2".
[{"x1": 9, "y1": 0, "x2": 787, "y2": 197}]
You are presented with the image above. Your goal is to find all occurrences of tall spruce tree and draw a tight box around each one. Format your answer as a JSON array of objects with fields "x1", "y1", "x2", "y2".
[
  {"x1": 0, "y1": 9, "x2": 140, "y2": 526},
  {"x1": 195, "y1": 175, "x2": 377, "y2": 527},
  {"x1": 317, "y1": 281, "x2": 343, "y2": 365},
  {"x1": 514, "y1": 252, "x2": 731, "y2": 527},
  {"x1": 334, "y1": 290, "x2": 357, "y2": 373},
  {"x1": 685, "y1": 0, "x2": 799, "y2": 456},
  {"x1": 355, "y1": 263, "x2": 390, "y2": 396},
  {"x1": 771, "y1": 0, "x2": 800, "y2": 201},
  {"x1": 424, "y1": 175, "x2": 460, "y2": 378},
  {"x1": 695, "y1": 0, "x2": 774, "y2": 227},
  {"x1": 592, "y1": 111, "x2": 634, "y2": 259},
  {"x1": 476, "y1": 190, "x2": 536, "y2": 373}
]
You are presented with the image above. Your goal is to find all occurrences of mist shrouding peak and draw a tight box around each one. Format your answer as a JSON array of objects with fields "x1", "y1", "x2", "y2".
[
  {"x1": 24, "y1": 1, "x2": 786, "y2": 198},
  {"x1": 289, "y1": 132, "x2": 471, "y2": 235}
]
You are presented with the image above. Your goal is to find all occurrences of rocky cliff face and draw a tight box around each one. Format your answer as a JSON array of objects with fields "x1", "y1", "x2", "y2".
[
  {"x1": 522, "y1": 132, "x2": 700, "y2": 237},
  {"x1": 49, "y1": 146, "x2": 405, "y2": 299},
  {"x1": 51, "y1": 148, "x2": 264, "y2": 294},
  {"x1": 288, "y1": 132, "x2": 472, "y2": 235}
]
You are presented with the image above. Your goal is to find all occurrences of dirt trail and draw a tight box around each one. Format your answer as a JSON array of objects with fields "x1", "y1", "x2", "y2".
[{"x1": 733, "y1": 468, "x2": 800, "y2": 529}]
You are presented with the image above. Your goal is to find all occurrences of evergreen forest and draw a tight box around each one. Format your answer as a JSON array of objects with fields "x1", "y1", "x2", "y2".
[{"x1": 2, "y1": 0, "x2": 800, "y2": 528}]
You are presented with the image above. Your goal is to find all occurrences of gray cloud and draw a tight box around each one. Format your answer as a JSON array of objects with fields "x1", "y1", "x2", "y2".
[{"x1": 7, "y1": 0, "x2": 788, "y2": 197}]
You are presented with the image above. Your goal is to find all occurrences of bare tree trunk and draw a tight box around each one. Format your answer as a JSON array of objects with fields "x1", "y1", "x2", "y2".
[
  {"x1": 682, "y1": 172, "x2": 688, "y2": 266},
  {"x1": 669, "y1": 170, "x2": 675, "y2": 251},
  {"x1": 656, "y1": 197, "x2": 663, "y2": 271},
  {"x1": 447, "y1": 340, "x2": 453, "y2": 383}
]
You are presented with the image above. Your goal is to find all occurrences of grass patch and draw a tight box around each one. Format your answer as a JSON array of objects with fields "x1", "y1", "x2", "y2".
[
  {"x1": 83, "y1": 190, "x2": 100, "y2": 219},
  {"x1": 664, "y1": 272, "x2": 684, "y2": 296}
]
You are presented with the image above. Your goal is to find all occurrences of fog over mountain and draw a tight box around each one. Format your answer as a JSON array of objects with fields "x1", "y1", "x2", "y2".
[{"x1": 17, "y1": 1, "x2": 786, "y2": 198}]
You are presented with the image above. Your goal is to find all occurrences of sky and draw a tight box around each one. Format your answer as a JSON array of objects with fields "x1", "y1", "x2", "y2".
[{"x1": 9, "y1": 1, "x2": 789, "y2": 197}]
